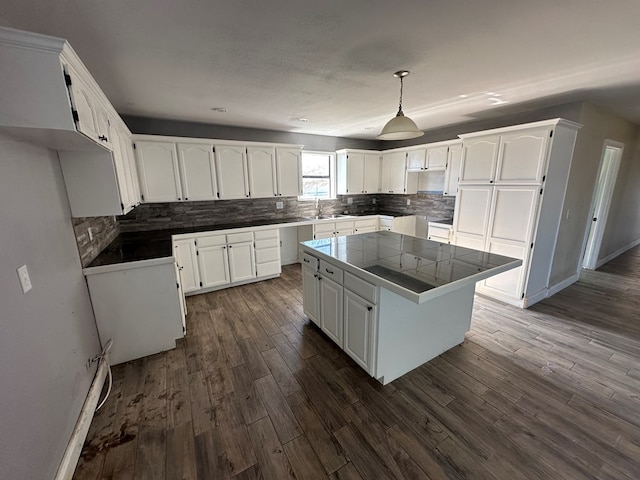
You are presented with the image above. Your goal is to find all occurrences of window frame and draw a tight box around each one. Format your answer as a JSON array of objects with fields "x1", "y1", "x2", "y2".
[{"x1": 298, "y1": 151, "x2": 337, "y2": 200}]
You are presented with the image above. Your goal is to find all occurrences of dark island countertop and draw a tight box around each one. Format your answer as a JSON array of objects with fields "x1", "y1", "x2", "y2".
[{"x1": 87, "y1": 216, "x2": 312, "y2": 268}]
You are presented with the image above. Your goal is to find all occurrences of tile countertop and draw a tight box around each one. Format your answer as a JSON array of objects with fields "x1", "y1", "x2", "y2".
[
  {"x1": 87, "y1": 213, "x2": 413, "y2": 268},
  {"x1": 301, "y1": 231, "x2": 521, "y2": 304}
]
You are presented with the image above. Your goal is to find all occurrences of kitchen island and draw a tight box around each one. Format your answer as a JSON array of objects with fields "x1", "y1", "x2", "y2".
[{"x1": 300, "y1": 231, "x2": 521, "y2": 384}]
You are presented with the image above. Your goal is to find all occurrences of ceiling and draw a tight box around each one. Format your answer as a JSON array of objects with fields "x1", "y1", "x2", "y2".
[{"x1": 2, "y1": 0, "x2": 640, "y2": 139}]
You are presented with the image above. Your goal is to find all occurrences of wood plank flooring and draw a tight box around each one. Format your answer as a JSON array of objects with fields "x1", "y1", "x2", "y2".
[{"x1": 74, "y1": 246, "x2": 640, "y2": 479}]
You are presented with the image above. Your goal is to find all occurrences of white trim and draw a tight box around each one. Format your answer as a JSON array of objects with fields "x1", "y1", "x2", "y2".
[
  {"x1": 54, "y1": 359, "x2": 109, "y2": 480},
  {"x1": 458, "y1": 118, "x2": 582, "y2": 139},
  {"x1": 522, "y1": 288, "x2": 548, "y2": 308},
  {"x1": 581, "y1": 140, "x2": 624, "y2": 270},
  {"x1": 132, "y1": 134, "x2": 303, "y2": 150},
  {"x1": 546, "y1": 272, "x2": 580, "y2": 298},
  {"x1": 595, "y1": 237, "x2": 640, "y2": 269}
]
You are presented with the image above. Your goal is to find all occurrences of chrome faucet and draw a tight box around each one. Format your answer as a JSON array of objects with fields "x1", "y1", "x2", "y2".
[{"x1": 315, "y1": 197, "x2": 323, "y2": 217}]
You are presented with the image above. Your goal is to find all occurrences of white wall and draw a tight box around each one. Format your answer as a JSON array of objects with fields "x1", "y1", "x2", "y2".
[
  {"x1": 549, "y1": 103, "x2": 640, "y2": 285},
  {"x1": 0, "y1": 133, "x2": 101, "y2": 478}
]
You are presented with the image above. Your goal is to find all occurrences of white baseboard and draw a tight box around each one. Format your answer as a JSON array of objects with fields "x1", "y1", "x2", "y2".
[
  {"x1": 547, "y1": 272, "x2": 580, "y2": 298},
  {"x1": 523, "y1": 288, "x2": 548, "y2": 308},
  {"x1": 55, "y1": 359, "x2": 108, "y2": 480},
  {"x1": 595, "y1": 237, "x2": 640, "y2": 269}
]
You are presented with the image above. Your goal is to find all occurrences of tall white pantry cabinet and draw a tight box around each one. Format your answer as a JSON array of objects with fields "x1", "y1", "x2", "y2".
[{"x1": 453, "y1": 118, "x2": 581, "y2": 308}]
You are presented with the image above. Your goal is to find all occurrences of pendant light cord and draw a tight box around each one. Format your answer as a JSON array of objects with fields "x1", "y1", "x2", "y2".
[{"x1": 397, "y1": 76, "x2": 404, "y2": 116}]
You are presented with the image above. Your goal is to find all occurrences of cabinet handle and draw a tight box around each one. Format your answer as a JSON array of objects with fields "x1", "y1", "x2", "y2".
[
  {"x1": 303, "y1": 258, "x2": 310, "y2": 263},
  {"x1": 228, "y1": 245, "x2": 233, "y2": 248},
  {"x1": 185, "y1": 197, "x2": 188, "y2": 200},
  {"x1": 325, "y1": 268, "x2": 334, "y2": 274},
  {"x1": 367, "y1": 306, "x2": 373, "y2": 311},
  {"x1": 314, "y1": 274, "x2": 318, "y2": 278},
  {"x1": 98, "y1": 135, "x2": 108, "y2": 142},
  {"x1": 489, "y1": 180, "x2": 494, "y2": 184}
]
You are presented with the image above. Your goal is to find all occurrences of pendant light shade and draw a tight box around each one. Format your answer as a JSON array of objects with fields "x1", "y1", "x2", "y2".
[{"x1": 378, "y1": 70, "x2": 424, "y2": 141}]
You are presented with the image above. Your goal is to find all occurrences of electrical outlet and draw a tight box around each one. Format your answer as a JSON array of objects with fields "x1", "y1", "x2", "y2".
[
  {"x1": 347, "y1": 197, "x2": 353, "y2": 204},
  {"x1": 88, "y1": 227, "x2": 94, "y2": 241},
  {"x1": 276, "y1": 201, "x2": 284, "y2": 209},
  {"x1": 406, "y1": 199, "x2": 411, "y2": 206},
  {"x1": 17, "y1": 265, "x2": 32, "y2": 294},
  {"x1": 566, "y1": 209, "x2": 571, "y2": 219},
  {"x1": 372, "y1": 198, "x2": 376, "y2": 204}
]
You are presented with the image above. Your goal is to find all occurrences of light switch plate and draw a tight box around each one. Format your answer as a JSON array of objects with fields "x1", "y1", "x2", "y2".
[
  {"x1": 347, "y1": 198, "x2": 353, "y2": 204},
  {"x1": 372, "y1": 198, "x2": 376, "y2": 204},
  {"x1": 406, "y1": 199, "x2": 411, "y2": 206},
  {"x1": 17, "y1": 265, "x2": 32, "y2": 294},
  {"x1": 276, "y1": 201, "x2": 284, "y2": 209}
]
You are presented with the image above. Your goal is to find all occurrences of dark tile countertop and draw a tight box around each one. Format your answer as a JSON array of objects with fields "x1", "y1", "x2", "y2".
[{"x1": 87, "y1": 216, "x2": 311, "y2": 268}]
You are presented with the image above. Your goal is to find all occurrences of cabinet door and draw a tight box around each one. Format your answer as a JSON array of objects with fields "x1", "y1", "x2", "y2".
[
  {"x1": 495, "y1": 129, "x2": 550, "y2": 184},
  {"x1": 482, "y1": 186, "x2": 540, "y2": 299},
  {"x1": 108, "y1": 123, "x2": 133, "y2": 213},
  {"x1": 302, "y1": 265, "x2": 320, "y2": 325},
  {"x1": 174, "y1": 239, "x2": 200, "y2": 293},
  {"x1": 116, "y1": 125, "x2": 141, "y2": 210},
  {"x1": 406, "y1": 148, "x2": 426, "y2": 171},
  {"x1": 66, "y1": 70, "x2": 100, "y2": 143},
  {"x1": 459, "y1": 135, "x2": 500, "y2": 184},
  {"x1": 452, "y1": 185, "x2": 493, "y2": 250},
  {"x1": 320, "y1": 276, "x2": 343, "y2": 347},
  {"x1": 198, "y1": 244, "x2": 231, "y2": 288},
  {"x1": 136, "y1": 141, "x2": 182, "y2": 202},
  {"x1": 215, "y1": 145, "x2": 249, "y2": 199},
  {"x1": 426, "y1": 146, "x2": 448, "y2": 170},
  {"x1": 346, "y1": 152, "x2": 365, "y2": 194},
  {"x1": 94, "y1": 103, "x2": 113, "y2": 149},
  {"x1": 344, "y1": 290, "x2": 376, "y2": 372},
  {"x1": 275, "y1": 147, "x2": 302, "y2": 196},
  {"x1": 380, "y1": 152, "x2": 407, "y2": 193},
  {"x1": 443, "y1": 143, "x2": 462, "y2": 196},
  {"x1": 177, "y1": 142, "x2": 217, "y2": 201},
  {"x1": 228, "y1": 241, "x2": 256, "y2": 283},
  {"x1": 247, "y1": 146, "x2": 276, "y2": 198},
  {"x1": 363, "y1": 154, "x2": 380, "y2": 194}
]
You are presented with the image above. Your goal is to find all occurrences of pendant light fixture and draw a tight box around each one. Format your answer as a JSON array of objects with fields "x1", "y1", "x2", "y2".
[{"x1": 377, "y1": 70, "x2": 424, "y2": 140}]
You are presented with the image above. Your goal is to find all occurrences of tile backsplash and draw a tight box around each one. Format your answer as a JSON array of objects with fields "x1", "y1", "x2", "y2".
[
  {"x1": 117, "y1": 193, "x2": 455, "y2": 232},
  {"x1": 72, "y1": 215, "x2": 119, "y2": 267}
]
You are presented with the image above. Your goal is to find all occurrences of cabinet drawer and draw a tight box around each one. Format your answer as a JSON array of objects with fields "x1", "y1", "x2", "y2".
[
  {"x1": 257, "y1": 261, "x2": 281, "y2": 277},
  {"x1": 428, "y1": 225, "x2": 452, "y2": 240},
  {"x1": 354, "y1": 217, "x2": 378, "y2": 228},
  {"x1": 302, "y1": 252, "x2": 319, "y2": 270},
  {"x1": 255, "y1": 229, "x2": 278, "y2": 240},
  {"x1": 314, "y1": 222, "x2": 335, "y2": 234},
  {"x1": 427, "y1": 235, "x2": 450, "y2": 244},
  {"x1": 320, "y1": 259, "x2": 343, "y2": 284},
  {"x1": 196, "y1": 235, "x2": 226, "y2": 248},
  {"x1": 335, "y1": 220, "x2": 354, "y2": 230},
  {"x1": 255, "y1": 238, "x2": 279, "y2": 249},
  {"x1": 255, "y1": 246, "x2": 279, "y2": 264},
  {"x1": 344, "y1": 272, "x2": 378, "y2": 304},
  {"x1": 227, "y1": 232, "x2": 253, "y2": 243}
]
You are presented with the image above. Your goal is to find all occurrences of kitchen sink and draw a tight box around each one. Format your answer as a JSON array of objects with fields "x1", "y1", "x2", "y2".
[{"x1": 306, "y1": 214, "x2": 353, "y2": 220}]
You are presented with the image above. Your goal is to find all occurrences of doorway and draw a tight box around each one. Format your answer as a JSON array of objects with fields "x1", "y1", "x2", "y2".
[{"x1": 582, "y1": 140, "x2": 624, "y2": 270}]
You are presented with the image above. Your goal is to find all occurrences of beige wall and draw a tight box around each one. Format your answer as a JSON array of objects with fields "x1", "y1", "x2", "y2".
[{"x1": 549, "y1": 103, "x2": 640, "y2": 286}]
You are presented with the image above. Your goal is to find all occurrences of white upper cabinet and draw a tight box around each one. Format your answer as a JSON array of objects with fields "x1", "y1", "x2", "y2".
[
  {"x1": 247, "y1": 146, "x2": 277, "y2": 198},
  {"x1": 214, "y1": 144, "x2": 250, "y2": 199},
  {"x1": 363, "y1": 154, "x2": 381, "y2": 194},
  {"x1": 275, "y1": 147, "x2": 302, "y2": 197},
  {"x1": 459, "y1": 135, "x2": 500, "y2": 184},
  {"x1": 177, "y1": 142, "x2": 217, "y2": 201},
  {"x1": 337, "y1": 150, "x2": 380, "y2": 195},
  {"x1": 381, "y1": 151, "x2": 410, "y2": 194},
  {"x1": 136, "y1": 140, "x2": 182, "y2": 202},
  {"x1": 406, "y1": 148, "x2": 426, "y2": 171},
  {"x1": 443, "y1": 142, "x2": 462, "y2": 196},
  {"x1": 426, "y1": 145, "x2": 448, "y2": 170},
  {"x1": 495, "y1": 128, "x2": 551, "y2": 184},
  {"x1": 64, "y1": 68, "x2": 101, "y2": 143}
]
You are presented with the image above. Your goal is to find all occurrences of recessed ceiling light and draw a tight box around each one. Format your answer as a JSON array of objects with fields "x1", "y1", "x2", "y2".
[
  {"x1": 364, "y1": 127, "x2": 376, "y2": 131},
  {"x1": 458, "y1": 94, "x2": 469, "y2": 98},
  {"x1": 211, "y1": 107, "x2": 228, "y2": 113},
  {"x1": 296, "y1": 117, "x2": 310, "y2": 123},
  {"x1": 489, "y1": 98, "x2": 508, "y2": 105}
]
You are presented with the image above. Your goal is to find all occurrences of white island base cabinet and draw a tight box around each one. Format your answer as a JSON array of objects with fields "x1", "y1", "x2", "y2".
[{"x1": 84, "y1": 258, "x2": 185, "y2": 365}]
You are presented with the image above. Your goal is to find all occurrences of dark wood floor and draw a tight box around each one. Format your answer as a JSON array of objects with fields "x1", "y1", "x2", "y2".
[{"x1": 74, "y1": 246, "x2": 640, "y2": 479}]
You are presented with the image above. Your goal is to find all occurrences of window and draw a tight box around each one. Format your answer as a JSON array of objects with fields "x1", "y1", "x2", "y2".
[{"x1": 300, "y1": 151, "x2": 335, "y2": 199}]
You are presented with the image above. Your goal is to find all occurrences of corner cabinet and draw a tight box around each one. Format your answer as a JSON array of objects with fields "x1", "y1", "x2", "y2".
[
  {"x1": 0, "y1": 26, "x2": 143, "y2": 217},
  {"x1": 453, "y1": 118, "x2": 581, "y2": 308}
]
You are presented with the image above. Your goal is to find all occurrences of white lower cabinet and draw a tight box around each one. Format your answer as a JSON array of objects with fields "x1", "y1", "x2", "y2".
[
  {"x1": 174, "y1": 228, "x2": 280, "y2": 296},
  {"x1": 173, "y1": 238, "x2": 200, "y2": 293},
  {"x1": 344, "y1": 289, "x2": 376, "y2": 372},
  {"x1": 302, "y1": 253, "x2": 378, "y2": 375},
  {"x1": 320, "y1": 276, "x2": 344, "y2": 347}
]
